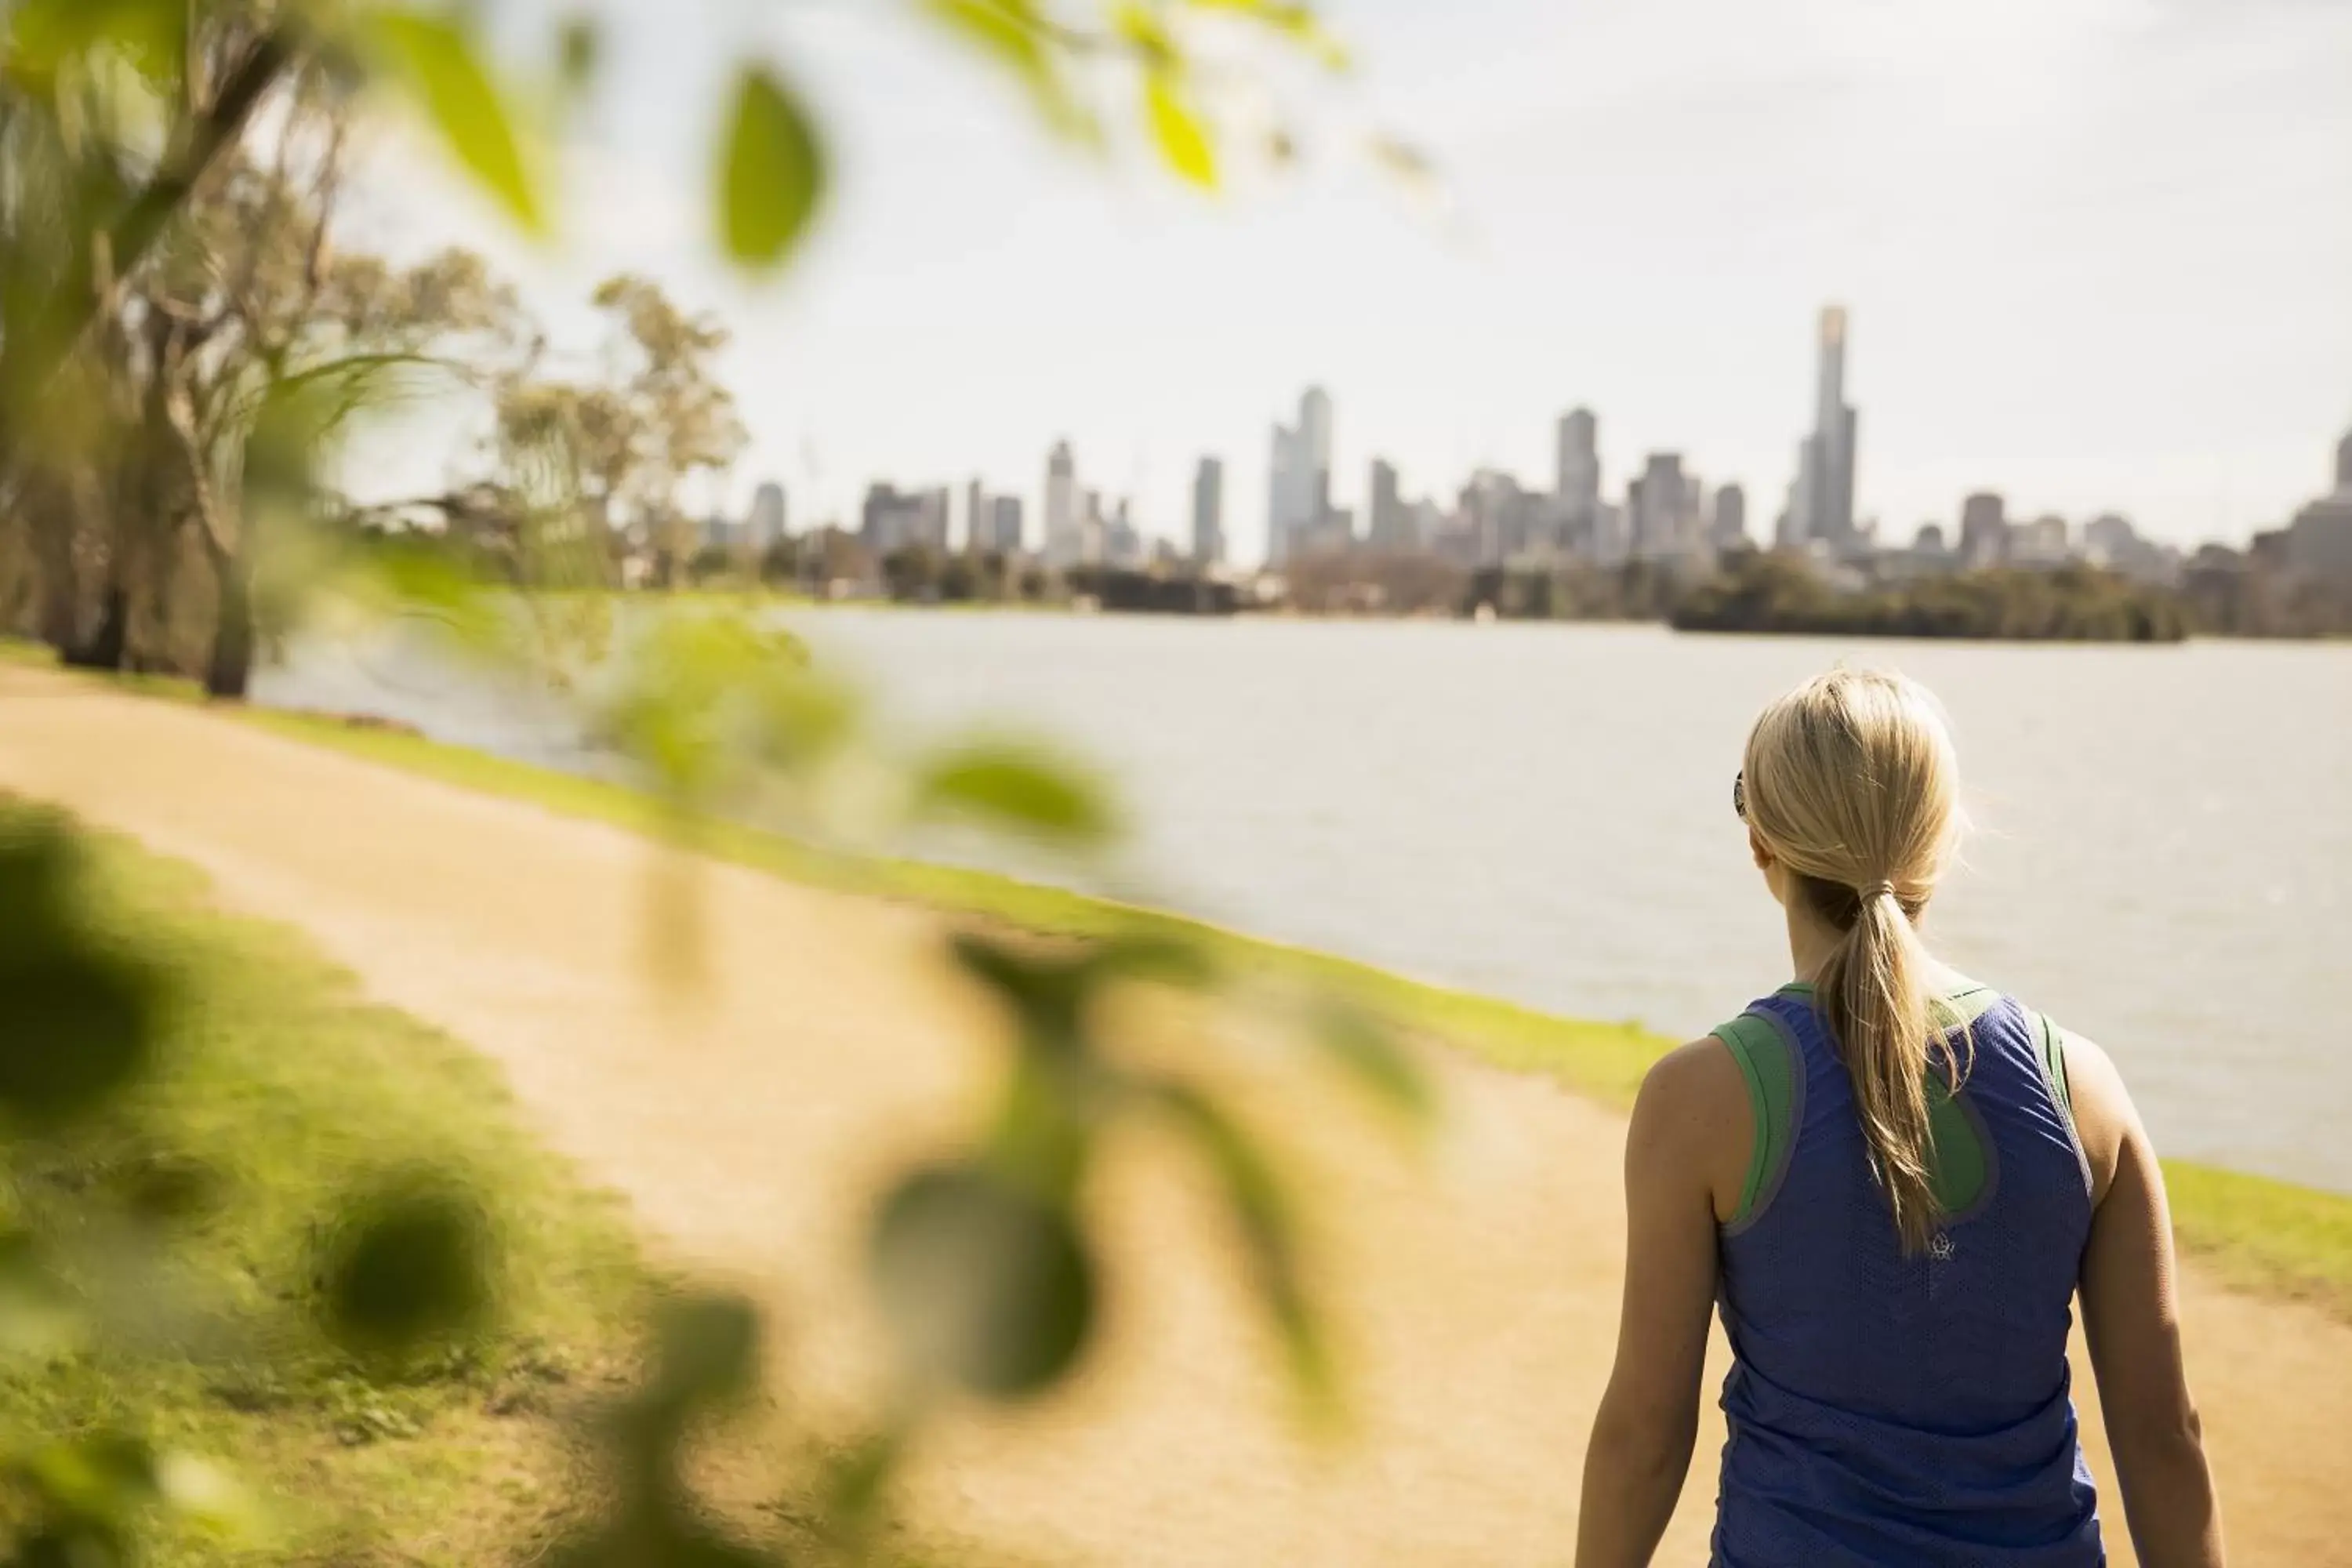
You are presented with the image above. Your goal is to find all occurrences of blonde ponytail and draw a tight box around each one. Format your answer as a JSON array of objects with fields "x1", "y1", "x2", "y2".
[
  {"x1": 1816, "y1": 884, "x2": 1951, "y2": 1254},
  {"x1": 1742, "y1": 670, "x2": 1965, "y2": 1257}
]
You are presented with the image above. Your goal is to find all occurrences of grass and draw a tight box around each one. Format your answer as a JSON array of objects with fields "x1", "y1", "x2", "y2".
[
  {"x1": 0, "y1": 797, "x2": 648, "y2": 1565},
  {"x1": 5, "y1": 635, "x2": 2350, "y2": 1323}
]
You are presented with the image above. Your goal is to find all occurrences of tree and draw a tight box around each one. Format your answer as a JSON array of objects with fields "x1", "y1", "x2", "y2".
[{"x1": 490, "y1": 276, "x2": 747, "y2": 589}]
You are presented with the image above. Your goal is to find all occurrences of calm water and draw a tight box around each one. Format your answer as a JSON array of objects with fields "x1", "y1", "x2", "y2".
[{"x1": 258, "y1": 615, "x2": 2352, "y2": 1192}]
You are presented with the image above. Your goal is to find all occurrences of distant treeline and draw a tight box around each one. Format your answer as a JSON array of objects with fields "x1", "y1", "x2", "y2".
[
  {"x1": 1670, "y1": 554, "x2": 2192, "y2": 642},
  {"x1": 1283, "y1": 543, "x2": 2352, "y2": 641}
]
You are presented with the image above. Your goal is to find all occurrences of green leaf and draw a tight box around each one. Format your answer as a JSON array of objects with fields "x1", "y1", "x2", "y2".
[
  {"x1": 1183, "y1": 0, "x2": 1351, "y2": 70},
  {"x1": 913, "y1": 742, "x2": 1117, "y2": 848},
  {"x1": 869, "y1": 1162, "x2": 1096, "y2": 1400},
  {"x1": 1144, "y1": 69, "x2": 1216, "y2": 189},
  {"x1": 367, "y1": 9, "x2": 544, "y2": 232},
  {"x1": 718, "y1": 64, "x2": 828, "y2": 269},
  {"x1": 316, "y1": 1170, "x2": 495, "y2": 1359},
  {"x1": 5, "y1": 0, "x2": 184, "y2": 89},
  {"x1": 1149, "y1": 1080, "x2": 1333, "y2": 1409},
  {"x1": 1308, "y1": 999, "x2": 1432, "y2": 1124},
  {"x1": 648, "y1": 1290, "x2": 762, "y2": 1411},
  {"x1": 555, "y1": 13, "x2": 600, "y2": 94}
]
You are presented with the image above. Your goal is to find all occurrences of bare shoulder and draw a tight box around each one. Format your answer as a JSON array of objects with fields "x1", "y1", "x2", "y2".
[
  {"x1": 1638, "y1": 1036, "x2": 1751, "y2": 1127},
  {"x1": 2051, "y1": 1025, "x2": 2141, "y2": 1203},
  {"x1": 1630, "y1": 1037, "x2": 1753, "y2": 1221}
]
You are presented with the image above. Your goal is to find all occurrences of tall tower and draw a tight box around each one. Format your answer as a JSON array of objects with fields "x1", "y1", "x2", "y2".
[
  {"x1": 1043, "y1": 441, "x2": 1078, "y2": 568},
  {"x1": 2336, "y1": 423, "x2": 2352, "y2": 492},
  {"x1": 1265, "y1": 420, "x2": 1297, "y2": 566},
  {"x1": 1803, "y1": 307, "x2": 1860, "y2": 551},
  {"x1": 1192, "y1": 456, "x2": 1225, "y2": 567},
  {"x1": 748, "y1": 481, "x2": 787, "y2": 548},
  {"x1": 1266, "y1": 386, "x2": 1334, "y2": 566},
  {"x1": 1556, "y1": 408, "x2": 1599, "y2": 527},
  {"x1": 1299, "y1": 387, "x2": 1333, "y2": 513}
]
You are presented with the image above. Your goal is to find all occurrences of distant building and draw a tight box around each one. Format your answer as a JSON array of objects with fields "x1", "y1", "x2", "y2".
[
  {"x1": 1711, "y1": 484, "x2": 1748, "y2": 550},
  {"x1": 1555, "y1": 408, "x2": 1600, "y2": 535},
  {"x1": 1191, "y1": 456, "x2": 1225, "y2": 567},
  {"x1": 1632, "y1": 453, "x2": 1690, "y2": 560},
  {"x1": 861, "y1": 484, "x2": 942, "y2": 554},
  {"x1": 2009, "y1": 514, "x2": 2071, "y2": 568},
  {"x1": 984, "y1": 495, "x2": 1024, "y2": 556},
  {"x1": 748, "y1": 481, "x2": 788, "y2": 548},
  {"x1": 1266, "y1": 386, "x2": 1334, "y2": 565},
  {"x1": 2286, "y1": 423, "x2": 2352, "y2": 577},
  {"x1": 1043, "y1": 441, "x2": 1080, "y2": 568},
  {"x1": 1788, "y1": 306, "x2": 1861, "y2": 555},
  {"x1": 1105, "y1": 499, "x2": 1143, "y2": 568},
  {"x1": 1958, "y1": 492, "x2": 2009, "y2": 568},
  {"x1": 1367, "y1": 458, "x2": 1415, "y2": 550},
  {"x1": 964, "y1": 478, "x2": 986, "y2": 553},
  {"x1": 1914, "y1": 523, "x2": 1949, "y2": 556}
]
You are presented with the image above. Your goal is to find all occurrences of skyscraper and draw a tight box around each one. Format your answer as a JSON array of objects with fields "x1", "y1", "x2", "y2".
[
  {"x1": 2336, "y1": 424, "x2": 2352, "y2": 492},
  {"x1": 964, "y1": 478, "x2": 985, "y2": 554},
  {"x1": 1367, "y1": 458, "x2": 1413, "y2": 550},
  {"x1": 1556, "y1": 408, "x2": 1599, "y2": 530},
  {"x1": 1043, "y1": 441, "x2": 1079, "y2": 568},
  {"x1": 1192, "y1": 456, "x2": 1225, "y2": 567},
  {"x1": 1791, "y1": 307, "x2": 1860, "y2": 554},
  {"x1": 987, "y1": 495, "x2": 1025, "y2": 556},
  {"x1": 1959, "y1": 492, "x2": 2008, "y2": 568},
  {"x1": 1712, "y1": 484, "x2": 1748, "y2": 549},
  {"x1": 748, "y1": 481, "x2": 788, "y2": 548},
  {"x1": 1633, "y1": 454, "x2": 1689, "y2": 559},
  {"x1": 1266, "y1": 386, "x2": 1333, "y2": 564}
]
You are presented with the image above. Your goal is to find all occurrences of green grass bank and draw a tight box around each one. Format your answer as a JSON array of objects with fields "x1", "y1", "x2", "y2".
[
  {"x1": 0, "y1": 797, "x2": 648, "y2": 1564},
  {"x1": 5, "y1": 637, "x2": 2348, "y2": 1325}
]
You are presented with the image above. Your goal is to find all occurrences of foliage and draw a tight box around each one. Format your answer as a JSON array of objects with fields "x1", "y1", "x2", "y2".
[
  {"x1": 0, "y1": 800, "x2": 645, "y2": 1564},
  {"x1": 0, "y1": 0, "x2": 1430, "y2": 1559},
  {"x1": 1670, "y1": 550, "x2": 2193, "y2": 642}
]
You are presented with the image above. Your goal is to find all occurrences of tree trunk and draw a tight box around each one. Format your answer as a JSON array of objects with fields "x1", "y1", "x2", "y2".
[
  {"x1": 205, "y1": 550, "x2": 254, "y2": 699},
  {"x1": 63, "y1": 582, "x2": 129, "y2": 670}
]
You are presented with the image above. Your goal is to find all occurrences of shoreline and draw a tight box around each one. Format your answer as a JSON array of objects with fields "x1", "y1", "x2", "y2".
[{"x1": 4, "y1": 635, "x2": 2347, "y2": 1321}]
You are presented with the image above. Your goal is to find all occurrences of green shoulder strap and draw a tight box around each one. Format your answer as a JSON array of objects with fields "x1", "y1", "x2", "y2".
[{"x1": 1711, "y1": 1013, "x2": 1798, "y2": 1229}]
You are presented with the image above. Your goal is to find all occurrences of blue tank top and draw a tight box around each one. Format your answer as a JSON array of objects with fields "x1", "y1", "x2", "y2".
[{"x1": 1710, "y1": 987, "x2": 2103, "y2": 1566}]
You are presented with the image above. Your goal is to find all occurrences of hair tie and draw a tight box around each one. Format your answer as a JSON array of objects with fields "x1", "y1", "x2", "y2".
[{"x1": 1861, "y1": 880, "x2": 1898, "y2": 902}]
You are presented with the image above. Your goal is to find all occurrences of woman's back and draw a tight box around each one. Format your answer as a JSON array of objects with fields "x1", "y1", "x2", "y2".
[{"x1": 1711, "y1": 985, "x2": 2102, "y2": 1564}]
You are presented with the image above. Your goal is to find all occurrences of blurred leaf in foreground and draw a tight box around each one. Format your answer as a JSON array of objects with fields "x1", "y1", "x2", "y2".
[
  {"x1": 912, "y1": 741, "x2": 1119, "y2": 849},
  {"x1": 315, "y1": 1169, "x2": 495, "y2": 1361},
  {"x1": 365, "y1": 7, "x2": 545, "y2": 232},
  {"x1": 870, "y1": 1162, "x2": 1096, "y2": 1400},
  {"x1": 719, "y1": 64, "x2": 827, "y2": 270},
  {"x1": 0, "y1": 822, "x2": 169, "y2": 1129},
  {"x1": 1307, "y1": 997, "x2": 1433, "y2": 1126},
  {"x1": 1148, "y1": 1079, "x2": 1334, "y2": 1413}
]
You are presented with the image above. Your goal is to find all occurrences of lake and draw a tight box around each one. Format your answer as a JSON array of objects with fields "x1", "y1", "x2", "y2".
[{"x1": 257, "y1": 613, "x2": 2352, "y2": 1193}]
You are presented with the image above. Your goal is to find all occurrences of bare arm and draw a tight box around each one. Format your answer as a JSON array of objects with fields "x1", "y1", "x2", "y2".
[
  {"x1": 2066, "y1": 1031, "x2": 2226, "y2": 1568},
  {"x1": 1576, "y1": 1040, "x2": 1744, "y2": 1568}
]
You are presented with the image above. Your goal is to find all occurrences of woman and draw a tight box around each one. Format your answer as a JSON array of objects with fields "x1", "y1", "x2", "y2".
[{"x1": 1575, "y1": 669, "x2": 2224, "y2": 1566}]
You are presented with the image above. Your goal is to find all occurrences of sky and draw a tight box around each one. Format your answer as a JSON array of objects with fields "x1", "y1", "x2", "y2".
[{"x1": 337, "y1": 0, "x2": 2352, "y2": 562}]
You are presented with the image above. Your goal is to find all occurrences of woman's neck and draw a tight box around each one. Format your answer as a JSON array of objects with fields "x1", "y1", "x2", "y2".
[{"x1": 1784, "y1": 901, "x2": 1971, "y2": 996}]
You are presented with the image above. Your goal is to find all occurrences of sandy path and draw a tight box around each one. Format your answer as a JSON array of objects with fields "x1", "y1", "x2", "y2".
[{"x1": 2, "y1": 666, "x2": 2346, "y2": 1566}]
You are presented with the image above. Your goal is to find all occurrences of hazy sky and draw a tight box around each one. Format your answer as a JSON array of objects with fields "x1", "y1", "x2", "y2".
[{"x1": 342, "y1": 0, "x2": 2352, "y2": 561}]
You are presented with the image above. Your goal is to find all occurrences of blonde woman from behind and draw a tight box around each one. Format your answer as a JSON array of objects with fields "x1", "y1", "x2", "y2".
[{"x1": 1575, "y1": 668, "x2": 2223, "y2": 1568}]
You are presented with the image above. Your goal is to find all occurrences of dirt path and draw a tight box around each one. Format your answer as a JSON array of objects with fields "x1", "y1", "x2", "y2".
[{"x1": 2, "y1": 666, "x2": 2346, "y2": 1565}]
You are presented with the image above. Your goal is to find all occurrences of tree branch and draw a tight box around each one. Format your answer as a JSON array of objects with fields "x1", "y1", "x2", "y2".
[{"x1": 4, "y1": 28, "x2": 296, "y2": 422}]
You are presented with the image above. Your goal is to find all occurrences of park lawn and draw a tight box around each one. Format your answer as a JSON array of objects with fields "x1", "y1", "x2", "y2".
[
  {"x1": 0, "y1": 797, "x2": 648, "y2": 1565},
  {"x1": 6, "y1": 635, "x2": 2349, "y2": 1326}
]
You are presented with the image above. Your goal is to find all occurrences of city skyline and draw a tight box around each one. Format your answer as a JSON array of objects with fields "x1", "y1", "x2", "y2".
[{"x1": 338, "y1": 0, "x2": 2352, "y2": 562}]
